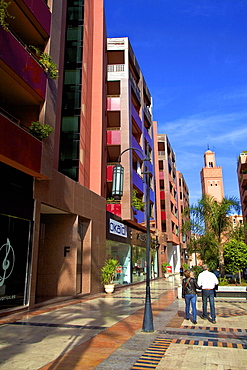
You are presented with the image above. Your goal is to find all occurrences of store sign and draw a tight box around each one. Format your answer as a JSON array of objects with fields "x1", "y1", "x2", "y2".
[{"x1": 109, "y1": 218, "x2": 127, "y2": 238}]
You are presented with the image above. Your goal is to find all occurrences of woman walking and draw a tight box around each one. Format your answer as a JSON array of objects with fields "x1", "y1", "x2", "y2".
[{"x1": 182, "y1": 270, "x2": 201, "y2": 324}]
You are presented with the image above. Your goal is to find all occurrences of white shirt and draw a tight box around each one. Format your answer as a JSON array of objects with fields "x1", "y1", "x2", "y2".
[{"x1": 197, "y1": 270, "x2": 219, "y2": 290}]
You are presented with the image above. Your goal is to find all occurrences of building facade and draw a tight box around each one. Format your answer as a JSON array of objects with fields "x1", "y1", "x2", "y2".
[
  {"x1": 156, "y1": 134, "x2": 180, "y2": 273},
  {"x1": 200, "y1": 149, "x2": 224, "y2": 202},
  {"x1": 0, "y1": 0, "x2": 107, "y2": 313},
  {"x1": 106, "y1": 37, "x2": 160, "y2": 283},
  {"x1": 176, "y1": 171, "x2": 190, "y2": 266},
  {"x1": 237, "y1": 152, "x2": 247, "y2": 229}
]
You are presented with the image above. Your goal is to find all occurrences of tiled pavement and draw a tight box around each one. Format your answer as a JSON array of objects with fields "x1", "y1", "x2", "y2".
[{"x1": 0, "y1": 276, "x2": 246, "y2": 369}]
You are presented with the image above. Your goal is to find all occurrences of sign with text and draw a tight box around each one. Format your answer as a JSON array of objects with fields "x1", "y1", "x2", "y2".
[{"x1": 109, "y1": 218, "x2": 127, "y2": 238}]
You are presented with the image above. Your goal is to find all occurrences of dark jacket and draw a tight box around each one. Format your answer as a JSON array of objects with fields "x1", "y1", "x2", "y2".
[{"x1": 182, "y1": 277, "x2": 201, "y2": 298}]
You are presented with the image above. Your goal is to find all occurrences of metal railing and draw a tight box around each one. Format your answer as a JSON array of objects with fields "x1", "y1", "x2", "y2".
[{"x1": 107, "y1": 64, "x2": 125, "y2": 72}]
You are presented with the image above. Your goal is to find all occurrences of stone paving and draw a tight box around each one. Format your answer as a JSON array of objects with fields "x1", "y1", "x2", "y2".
[{"x1": 0, "y1": 276, "x2": 246, "y2": 369}]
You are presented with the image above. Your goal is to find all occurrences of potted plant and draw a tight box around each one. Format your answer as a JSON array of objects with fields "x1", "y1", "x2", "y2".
[
  {"x1": 101, "y1": 258, "x2": 119, "y2": 293},
  {"x1": 29, "y1": 46, "x2": 59, "y2": 80},
  {"x1": 0, "y1": 1, "x2": 15, "y2": 31},
  {"x1": 29, "y1": 121, "x2": 54, "y2": 140},
  {"x1": 162, "y1": 262, "x2": 170, "y2": 278},
  {"x1": 131, "y1": 189, "x2": 145, "y2": 211}
]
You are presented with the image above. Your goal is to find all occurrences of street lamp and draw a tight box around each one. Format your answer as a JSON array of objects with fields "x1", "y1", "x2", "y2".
[{"x1": 112, "y1": 147, "x2": 154, "y2": 332}]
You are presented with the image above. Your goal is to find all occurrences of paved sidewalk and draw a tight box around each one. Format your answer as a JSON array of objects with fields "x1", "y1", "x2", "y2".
[{"x1": 0, "y1": 276, "x2": 246, "y2": 369}]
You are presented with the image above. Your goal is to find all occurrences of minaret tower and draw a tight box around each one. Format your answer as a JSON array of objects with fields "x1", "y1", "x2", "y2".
[{"x1": 200, "y1": 149, "x2": 224, "y2": 202}]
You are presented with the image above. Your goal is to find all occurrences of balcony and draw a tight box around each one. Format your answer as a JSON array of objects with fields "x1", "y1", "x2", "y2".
[
  {"x1": 150, "y1": 188, "x2": 155, "y2": 203},
  {"x1": 0, "y1": 113, "x2": 47, "y2": 179},
  {"x1": 107, "y1": 165, "x2": 114, "y2": 182},
  {"x1": 107, "y1": 97, "x2": 121, "y2": 111},
  {"x1": 21, "y1": 0, "x2": 51, "y2": 36},
  {"x1": 107, "y1": 64, "x2": 125, "y2": 80},
  {"x1": 0, "y1": 28, "x2": 47, "y2": 102},
  {"x1": 159, "y1": 171, "x2": 164, "y2": 180},
  {"x1": 131, "y1": 104, "x2": 142, "y2": 132},
  {"x1": 133, "y1": 208, "x2": 145, "y2": 224},
  {"x1": 160, "y1": 191, "x2": 165, "y2": 200},
  {"x1": 132, "y1": 136, "x2": 143, "y2": 159},
  {"x1": 144, "y1": 127, "x2": 153, "y2": 149},
  {"x1": 130, "y1": 72, "x2": 141, "y2": 102},
  {"x1": 132, "y1": 170, "x2": 144, "y2": 193},
  {"x1": 143, "y1": 78, "x2": 151, "y2": 106},
  {"x1": 242, "y1": 187, "x2": 247, "y2": 204},
  {"x1": 107, "y1": 130, "x2": 121, "y2": 145},
  {"x1": 238, "y1": 153, "x2": 247, "y2": 171},
  {"x1": 106, "y1": 203, "x2": 121, "y2": 217},
  {"x1": 144, "y1": 105, "x2": 152, "y2": 125},
  {"x1": 161, "y1": 211, "x2": 166, "y2": 221},
  {"x1": 239, "y1": 173, "x2": 247, "y2": 189}
]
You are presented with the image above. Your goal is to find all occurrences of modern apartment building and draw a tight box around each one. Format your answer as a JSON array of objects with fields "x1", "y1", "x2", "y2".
[
  {"x1": 0, "y1": 0, "x2": 107, "y2": 313},
  {"x1": 237, "y1": 152, "x2": 247, "y2": 228},
  {"x1": 200, "y1": 149, "x2": 224, "y2": 202},
  {"x1": 156, "y1": 134, "x2": 180, "y2": 273},
  {"x1": 176, "y1": 171, "x2": 190, "y2": 265},
  {"x1": 106, "y1": 37, "x2": 160, "y2": 283}
]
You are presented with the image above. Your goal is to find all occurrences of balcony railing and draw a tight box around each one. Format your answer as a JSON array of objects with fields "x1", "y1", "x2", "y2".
[
  {"x1": 132, "y1": 170, "x2": 144, "y2": 193},
  {"x1": 132, "y1": 136, "x2": 143, "y2": 159},
  {"x1": 106, "y1": 203, "x2": 121, "y2": 217},
  {"x1": 144, "y1": 105, "x2": 152, "y2": 125},
  {"x1": 0, "y1": 113, "x2": 46, "y2": 179},
  {"x1": 0, "y1": 27, "x2": 47, "y2": 101},
  {"x1": 144, "y1": 127, "x2": 153, "y2": 149},
  {"x1": 133, "y1": 208, "x2": 145, "y2": 224},
  {"x1": 107, "y1": 97, "x2": 121, "y2": 110},
  {"x1": 107, "y1": 130, "x2": 121, "y2": 145},
  {"x1": 22, "y1": 0, "x2": 51, "y2": 36},
  {"x1": 161, "y1": 211, "x2": 166, "y2": 220},
  {"x1": 107, "y1": 64, "x2": 124, "y2": 72},
  {"x1": 130, "y1": 72, "x2": 141, "y2": 102},
  {"x1": 107, "y1": 165, "x2": 114, "y2": 182},
  {"x1": 160, "y1": 191, "x2": 165, "y2": 200},
  {"x1": 131, "y1": 104, "x2": 142, "y2": 132},
  {"x1": 150, "y1": 188, "x2": 155, "y2": 203}
]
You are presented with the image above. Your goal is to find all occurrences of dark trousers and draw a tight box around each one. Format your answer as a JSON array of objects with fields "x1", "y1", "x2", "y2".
[{"x1": 202, "y1": 289, "x2": 216, "y2": 320}]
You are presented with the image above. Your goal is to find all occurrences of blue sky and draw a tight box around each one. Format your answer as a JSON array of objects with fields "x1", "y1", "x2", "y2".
[{"x1": 105, "y1": 0, "x2": 247, "y2": 205}]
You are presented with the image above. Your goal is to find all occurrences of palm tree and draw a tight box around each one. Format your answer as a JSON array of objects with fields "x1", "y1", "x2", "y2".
[{"x1": 183, "y1": 194, "x2": 240, "y2": 273}]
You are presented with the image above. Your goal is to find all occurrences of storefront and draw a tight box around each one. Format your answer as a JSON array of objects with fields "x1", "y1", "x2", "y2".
[
  {"x1": 106, "y1": 212, "x2": 159, "y2": 286},
  {"x1": 106, "y1": 213, "x2": 132, "y2": 285},
  {"x1": 131, "y1": 229, "x2": 159, "y2": 283},
  {"x1": 0, "y1": 163, "x2": 33, "y2": 311}
]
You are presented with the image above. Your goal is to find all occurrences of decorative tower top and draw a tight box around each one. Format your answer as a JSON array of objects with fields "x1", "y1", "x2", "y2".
[
  {"x1": 200, "y1": 149, "x2": 224, "y2": 202},
  {"x1": 204, "y1": 149, "x2": 216, "y2": 168}
]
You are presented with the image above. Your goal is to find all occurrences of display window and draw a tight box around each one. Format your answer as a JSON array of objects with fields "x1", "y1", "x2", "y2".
[
  {"x1": 106, "y1": 240, "x2": 131, "y2": 285},
  {"x1": 0, "y1": 214, "x2": 32, "y2": 310},
  {"x1": 132, "y1": 245, "x2": 146, "y2": 282}
]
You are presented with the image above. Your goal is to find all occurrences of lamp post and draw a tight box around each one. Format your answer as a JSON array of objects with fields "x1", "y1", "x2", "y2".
[{"x1": 112, "y1": 147, "x2": 154, "y2": 332}]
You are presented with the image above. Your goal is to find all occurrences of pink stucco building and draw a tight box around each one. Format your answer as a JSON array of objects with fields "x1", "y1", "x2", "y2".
[
  {"x1": 106, "y1": 38, "x2": 162, "y2": 283},
  {"x1": 0, "y1": 0, "x2": 107, "y2": 314}
]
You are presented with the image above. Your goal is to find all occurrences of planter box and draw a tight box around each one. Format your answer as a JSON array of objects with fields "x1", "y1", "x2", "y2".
[{"x1": 216, "y1": 286, "x2": 246, "y2": 299}]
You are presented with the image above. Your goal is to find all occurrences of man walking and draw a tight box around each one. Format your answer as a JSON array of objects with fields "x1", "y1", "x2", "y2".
[{"x1": 197, "y1": 264, "x2": 219, "y2": 323}]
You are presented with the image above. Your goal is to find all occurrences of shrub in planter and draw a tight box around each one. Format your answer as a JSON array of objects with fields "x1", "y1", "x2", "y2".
[
  {"x1": 29, "y1": 121, "x2": 54, "y2": 140},
  {"x1": 29, "y1": 46, "x2": 59, "y2": 80},
  {"x1": 161, "y1": 262, "x2": 170, "y2": 273},
  {"x1": 101, "y1": 259, "x2": 119, "y2": 293}
]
